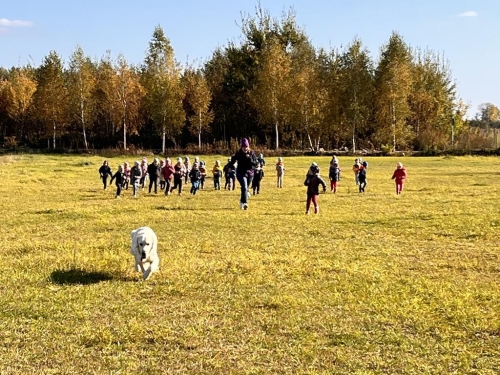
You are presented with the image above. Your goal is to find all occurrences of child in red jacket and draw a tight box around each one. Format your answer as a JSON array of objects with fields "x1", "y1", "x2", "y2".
[{"x1": 391, "y1": 162, "x2": 407, "y2": 195}]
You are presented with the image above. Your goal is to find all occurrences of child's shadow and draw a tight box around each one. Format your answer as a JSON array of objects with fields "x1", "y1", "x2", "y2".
[{"x1": 50, "y1": 268, "x2": 114, "y2": 285}]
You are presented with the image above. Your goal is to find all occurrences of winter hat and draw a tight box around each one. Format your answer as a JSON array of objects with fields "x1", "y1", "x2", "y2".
[{"x1": 241, "y1": 138, "x2": 249, "y2": 147}]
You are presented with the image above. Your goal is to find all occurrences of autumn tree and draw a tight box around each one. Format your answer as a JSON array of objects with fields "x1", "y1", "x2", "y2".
[
  {"x1": 67, "y1": 46, "x2": 96, "y2": 149},
  {"x1": 93, "y1": 52, "x2": 117, "y2": 140},
  {"x1": 249, "y1": 38, "x2": 292, "y2": 149},
  {"x1": 141, "y1": 26, "x2": 184, "y2": 151},
  {"x1": 374, "y1": 32, "x2": 414, "y2": 151},
  {"x1": 113, "y1": 54, "x2": 145, "y2": 149},
  {"x1": 4, "y1": 67, "x2": 37, "y2": 142},
  {"x1": 478, "y1": 103, "x2": 500, "y2": 125},
  {"x1": 204, "y1": 48, "x2": 232, "y2": 143},
  {"x1": 338, "y1": 38, "x2": 375, "y2": 151},
  {"x1": 408, "y1": 50, "x2": 457, "y2": 150},
  {"x1": 34, "y1": 51, "x2": 68, "y2": 148},
  {"x1": 182, "y1": 66, "x2": 213, "y2": 149}
]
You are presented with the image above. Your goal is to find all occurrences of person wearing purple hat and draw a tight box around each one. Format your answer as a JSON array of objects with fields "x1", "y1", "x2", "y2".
[{"x1": 229, "y1": 138, "x2": 258, "y2": 210}]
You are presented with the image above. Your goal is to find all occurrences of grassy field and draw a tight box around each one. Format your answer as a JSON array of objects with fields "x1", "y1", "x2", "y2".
[{"x1": 0, "y1": 153, "x2": 499, "y2": 374}]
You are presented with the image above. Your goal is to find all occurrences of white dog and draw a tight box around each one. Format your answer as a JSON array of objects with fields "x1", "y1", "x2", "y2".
[{"x1": 130, "y1": 226, "x2": 159, "y2": 280}]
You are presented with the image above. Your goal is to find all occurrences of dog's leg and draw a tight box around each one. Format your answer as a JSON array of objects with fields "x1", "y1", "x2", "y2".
[
  {"x1": 150, "y1": 257, "x2": 160, "y2": 273},
  {"x1": 143, "y1": 264, "x2": 152, "y2": 280}
]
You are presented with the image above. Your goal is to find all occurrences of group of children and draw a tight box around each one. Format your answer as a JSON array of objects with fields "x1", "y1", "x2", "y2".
[
  {"x1": 98, "y1": 155, "x2": 407, "y2": 212},
  {"x1": 302, "y1": 157, "x2": 407, "y2": 214}
]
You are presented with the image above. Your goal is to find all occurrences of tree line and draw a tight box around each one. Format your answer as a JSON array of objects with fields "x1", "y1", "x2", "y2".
[{"x1": 0, "y1": 6, "x2": 496, "y2": 152}]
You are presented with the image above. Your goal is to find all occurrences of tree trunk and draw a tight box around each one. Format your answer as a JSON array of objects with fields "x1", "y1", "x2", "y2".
[
  {"x1": 123, "y1": 117, "x2": 127, "y2": 150},
  {"x1": 391, "y1": 101, "x2": 396, "y2": 152},
  {"x1": 352, "y1": 125, "x2": 356, "y2": 153},
  {"x1": 198, "y1": 109, "x2": 202, "y2": 149},
  {"x1": 53, "y1": 122, "x2": 56, "y2": 149},
  {"x1": 81, "y1": 101, "x2": 88, "y2": 150},
  {"x1": 275, "y1": 121, "x2": 279, "y2": 150},
  {"x1": 307, "y1": 132, "x2": 314, "y2": 150},
  {"x1": 162, "y1": 126, "x2": 166, "y2": 153}
]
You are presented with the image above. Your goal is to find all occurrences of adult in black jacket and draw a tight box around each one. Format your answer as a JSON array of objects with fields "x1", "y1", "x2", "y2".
[
  {"x1": 230, "y1": 138, "x2": 258, "y2": 210},
  {"x1": 147, "y1": 158, "x2": 161, "y2": 194}
]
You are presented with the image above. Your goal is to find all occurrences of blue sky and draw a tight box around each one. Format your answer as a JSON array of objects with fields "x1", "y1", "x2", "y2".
[{"x1": 1, "y1": 0, "x2": 498, "y2": 118}]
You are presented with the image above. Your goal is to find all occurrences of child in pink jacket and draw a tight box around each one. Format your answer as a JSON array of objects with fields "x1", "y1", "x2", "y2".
[{"x1": 391, "y1": 162, "x2": 407, "y2": 195}]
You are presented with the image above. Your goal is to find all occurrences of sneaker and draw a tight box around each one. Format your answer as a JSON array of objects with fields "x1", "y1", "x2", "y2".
[
  {"x1": 314, "y1": 206, "x2": 319, "y2": 214},
  {"x1": 305, "y1": 211, "x2": 310, "y2": 215},
  {"x1": 243, "y1": 203, "x2": 248, "y2": 210},
  {"x1": 115, "y1": 195, "x2": 120, "y2": 199},
  {"x1": 133, "y1": 195, "x2": 137, "y2": 198},
  {"x1": 240, "y1": 203, "x2": 244, "y2": 210}
]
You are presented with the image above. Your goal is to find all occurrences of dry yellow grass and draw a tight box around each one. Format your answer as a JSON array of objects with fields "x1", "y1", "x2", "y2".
[{"x1": 0, "y1": 154, "x2": 498, "y2": 374}]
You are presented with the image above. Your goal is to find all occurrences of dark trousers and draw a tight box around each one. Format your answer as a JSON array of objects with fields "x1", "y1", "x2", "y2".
[
  {"x1": 252, "y1": 179, "x2": 261, "y2": 194},
  {"x1": 214, "y1": 174, "x2": 221, "y2": 190},
  {"x1": 172, "y1": 176, "x2": 183, "y2": 194},
  {"x1": 149, "y1": 176, "x2": 158, "y2": 193},
  {"x1": 225, "y1": 177, "x2": 235, "y2": 190},
  {"x1": 115, "y1": 184, "x2": 122, "y2": 197},
  {"x1": 359, "y1": 179, "x2": 367, "y2": 192}
]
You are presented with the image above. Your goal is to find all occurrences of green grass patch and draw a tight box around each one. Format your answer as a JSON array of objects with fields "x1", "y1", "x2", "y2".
[{"x1": 0, "y1": 154, "x2": 499, "y2": 374}]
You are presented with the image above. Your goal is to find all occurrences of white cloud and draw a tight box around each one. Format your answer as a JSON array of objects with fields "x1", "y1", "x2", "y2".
[
  {"x1": 459, "y1": 11, "x2": 478, "y2": 17},
  {"x1": 0, "y1": 18, "x2": 33, "y2": 27}
]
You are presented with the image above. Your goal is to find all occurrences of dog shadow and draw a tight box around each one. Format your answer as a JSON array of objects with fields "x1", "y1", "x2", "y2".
[{"x1": 50, "y1": 268, "x2": 114, "y2": 285}]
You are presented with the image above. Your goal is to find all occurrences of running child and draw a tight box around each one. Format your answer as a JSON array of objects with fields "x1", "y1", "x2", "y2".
[
  {"x1": 199, "y1": 160, "x2": 207, "y2": 189},
  {"x1": 212, "y1": 160, "x2": 222, "y2": 190},
  {"x1": 276, "y1": 157, "x2": 285, "y2": 188},
  {"x1": 304, "y1": 163, "x2": 327, "y2": 214},
  {"x1": 161, "y1": 158, "x2": 175, "y2": 195},
  {"x1": 224, "y1": 158, "x2": 236, "y2": 190},
  {"x1": 189, "y1": 163, "x2": 202, "y2": 195},
  {"x1": 110, "y1": 164, "x2": 125, "y2": 199},
  {"x1": 358, "y1": 161, "x2": 368, "y2": 193},
  {"x1": 172, "y1": 157, "x2": 186, "y2": 196},
  {"x1": 130, "y1": 161, "x2": 142, "y2": 198},
  {"x1": 391, "y1": 162, "x2": 407, "y2": 195},
  {"x1": 329, "y1": 161, "x2": 341, "y2": 193},
  {"x1": 140, "y1": 157, "x2": 148, "y2": 191},
  {"x1": 252, "y1": 164, "x2": 264, "y2": 195},
  {"x1": 123, "y1": 161, "x2": 131, "y2": 190}
]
